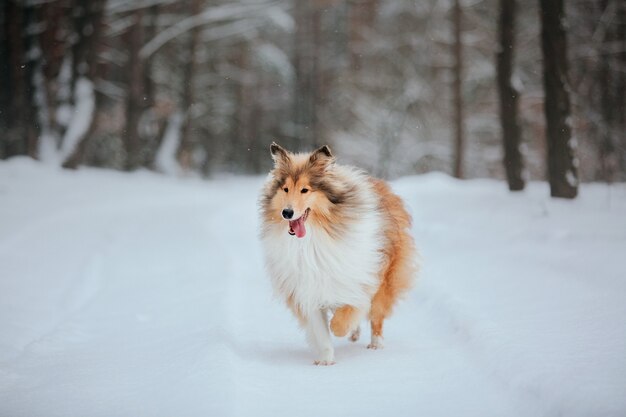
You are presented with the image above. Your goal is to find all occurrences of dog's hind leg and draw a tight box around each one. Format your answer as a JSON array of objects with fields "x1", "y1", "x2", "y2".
[
  {"x1": 368, "y1": 294, "x2": 388, "y2": 349},
  {"x1": 368, "y1": 258, "x2": 414, "y2": 349},
  {"x1": 368, "y1": 270, "x2": 402, "y2": 349},
  {"x1": 330, "y1": 305, "x2": 364, "y2": 338},
  {"x1": 369, "y1": 230, "x2": 416, "y2": 349},
  {"x1": 368, "y1": 178, "x2": 417, "y2": 350}
]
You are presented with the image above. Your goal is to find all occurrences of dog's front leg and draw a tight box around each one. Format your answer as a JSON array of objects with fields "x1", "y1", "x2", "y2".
[{"x1": 305, "y1": 309, "x2": 335, "y2": 366}]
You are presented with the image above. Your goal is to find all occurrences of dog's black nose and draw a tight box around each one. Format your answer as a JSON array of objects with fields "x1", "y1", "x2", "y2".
[{"x1": 282, "y1": 208, "x2": 294, "y2": 220}]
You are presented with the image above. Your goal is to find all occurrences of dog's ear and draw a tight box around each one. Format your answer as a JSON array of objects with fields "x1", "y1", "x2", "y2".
[
  {"x1": 270, "y1": 142, "x2": 288, "y2": 165},
  {"x1": 309, "y1": 145, "x2": 334, "y2": 166}
]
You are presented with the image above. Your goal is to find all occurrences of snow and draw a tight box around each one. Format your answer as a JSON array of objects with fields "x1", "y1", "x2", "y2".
[
  {"x1": 264, "y1": 5, "x2": 294, "y2": 32},
  {"x1": 58, "y1": 77, "x2": 95, "y2": 164},
  {"x1": 154, "y1": 112, "x2": 183, "y2": 175},
  {"x1": 566, "y1": 169, "x2": 578, "y2": 187},
  {"x1": 0, "y1": 159, "x2": 625, "y2": 417},
  {"x1": 253, "y1": 43, "x2": 294, "y2": 81}
]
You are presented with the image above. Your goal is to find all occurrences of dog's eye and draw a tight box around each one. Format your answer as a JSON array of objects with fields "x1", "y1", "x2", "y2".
[
  {"x1": 283, "y1": 187, "x2": 288, "y2": 193},
  {"x1": 301, "y1": 188, "x2": 309, "y2": 194}
]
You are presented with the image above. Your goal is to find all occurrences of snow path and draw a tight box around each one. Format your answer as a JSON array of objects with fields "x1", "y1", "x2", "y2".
[{"x1": 0, "y1": 158, "x2": 625, "y2": 416}]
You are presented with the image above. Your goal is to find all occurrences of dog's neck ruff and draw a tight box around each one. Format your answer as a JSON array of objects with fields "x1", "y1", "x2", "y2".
[{"x1": 261, "y1": 167, "x2": 385, "y2": 314}]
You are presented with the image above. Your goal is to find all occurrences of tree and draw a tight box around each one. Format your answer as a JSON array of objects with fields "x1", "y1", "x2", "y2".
[
  {"x1": 497, "y1": 0, "x2": 525, "y2": 191},
  {"x1": 347, "y1": 0, "x2": 378, "y2": 71},
  {"x1": 292, "y1": 0, "x2": 322, "y2": 149},
  {"x1": 124, "y1": 9, "x2": 146, "y2": 171},
  {"x1": 539, "y1": 0, "x2": 577, "y2": 198},
  {"x1": 618, "y1": 2, "x2": 626, "y2": 177},
  {"x1": 62, "y1": 0, "x2": 106, "y2": 169},
  {"x1": 596, "y1": 0, "x2": 624, "y2": 183},
  {"x1": 0, "y1": 1, "x2": 38, "y2": 159},
  {"x1": 177, "y1": 0, "x2": 202, "y2": 172},
  {"x1": 452, "y1": 0, "x2": 464, "y2": 179}
]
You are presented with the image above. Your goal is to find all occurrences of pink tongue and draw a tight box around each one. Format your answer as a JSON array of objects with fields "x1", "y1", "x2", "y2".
[{"x1": 289, "y1": 217, "x2": 306, "y2": 238}]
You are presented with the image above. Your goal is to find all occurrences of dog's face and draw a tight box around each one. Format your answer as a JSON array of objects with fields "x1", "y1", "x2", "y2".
[{"x1": 263, "y1": 142, "x2": 337, "y2": 238}]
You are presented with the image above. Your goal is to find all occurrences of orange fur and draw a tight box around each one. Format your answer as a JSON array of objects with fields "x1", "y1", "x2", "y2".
[
  {"x1": 368, "y1": 179, "x2": 417, "y2": 341},
  {"x1": 328, "y1": 180, "x2": 417, "y2": 344},
  {"x1": 330, "y1": 305, "x2": 360, "y2": 337}
]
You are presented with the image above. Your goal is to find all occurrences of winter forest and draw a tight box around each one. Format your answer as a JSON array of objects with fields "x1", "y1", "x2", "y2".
[
  {"x1": 1, "y1": 0, "x2": 624, "y2": 193},
  {"x1": 1, "y1": 1, "x2": 626, "y2": 416}
]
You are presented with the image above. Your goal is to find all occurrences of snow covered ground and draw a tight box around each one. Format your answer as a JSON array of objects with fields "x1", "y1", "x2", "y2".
[{"x1": 0, "y1": 157, "x2": 625, "y2": 417}]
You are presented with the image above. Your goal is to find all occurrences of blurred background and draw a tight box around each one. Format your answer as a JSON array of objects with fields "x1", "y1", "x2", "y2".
[
  {"x1": 0, "y1": 0, "x2": 624, "y2": 185},
  {"x1": 1, "y1": 3, "x2": 626, "y2": 412}
]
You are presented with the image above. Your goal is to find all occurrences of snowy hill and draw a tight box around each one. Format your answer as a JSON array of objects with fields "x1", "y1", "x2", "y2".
[{"x1": 0, "y1": 158, "x2": 625, "y2": 417}]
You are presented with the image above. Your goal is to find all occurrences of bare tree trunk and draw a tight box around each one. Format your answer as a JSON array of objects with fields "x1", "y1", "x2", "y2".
[
  {"x1": 618, "y1": 2, "x2": 626, "y2": 178},
  {"x1": 598, "y1": 3, "x2": 615, "y2": 183},
  {"x1": 0, "y1": 2, "x2": 8, "y2": 159},
  {"x1": 348, "y1": 0, "x2": 378, "y2": 71},
  {"x1": 143, "y1": 5, "x2": 159, "y2": 110},
  {"x1": 1, "y1": 0, "x2": 22, "y2": 158},
  {"x1": 69, "y1": 0, "x2": 105, "y2": 90},
  {"x1": 200, "y1": 51, "x2": 218, "y2": 176},
  {"x1": 177, "y1": 0, "x2": 201, "y2": 171},
  {"x1": 139, "y1": 4, "x2": 166, "y2": 171},
  {"x1": 233, "y1": 42, "x2": 251, "y2": 171},
  {"x1": 539, "y1": 0, "x2": 578, "y2": 198},
  {"x1": 497, "y1": 0, "x2": 525, "y2": 190},
  {"x1": 1, "y1": 1, "x2": 38, "y2": 159},
  {"x1": 38, "y1": 1, "x2": 66, "y2": 140},
  {"x1": 62, "y1": 0, "x2": 105, "y2": 169},
  {"x1": 124, "y1": 9, "x2": 145, "y2": 171},
  {"x1": 597, "y1": 0, "x2": 624, "y2": 183},
  {"x1": 452, "y1": 0, "x2": 464, "y2": 179},
  {"x1": 293, "y1": 0, "x2": 322, "y2": 149}
]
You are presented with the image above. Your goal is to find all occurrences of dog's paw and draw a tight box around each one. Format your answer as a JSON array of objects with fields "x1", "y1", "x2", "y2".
[
  {"x1": 349, "y1": 326, "x2": 361, "y2": 342},
  {"x1": 314, "y1": 347, "x2": 335, "y2": 365},
  {"x1": 367, "y1": 336, "x2": 384, "y2": 350},
  {"x1": 313, "y1": 359, "x2": 336, "y2": 366}
]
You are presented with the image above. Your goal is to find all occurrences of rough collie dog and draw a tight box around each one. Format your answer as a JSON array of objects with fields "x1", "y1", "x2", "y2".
[{"x1": 260, "y1": 143, "x2": 417, "y2": 365}]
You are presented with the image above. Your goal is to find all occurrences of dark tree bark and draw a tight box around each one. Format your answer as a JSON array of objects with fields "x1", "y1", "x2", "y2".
[
  {"x1": 232, "y1": 42, "x2": 251, "y2": 171},
  {"x1": 293, "y1": 0, "x2": 322, "y2": 149},
  {"x1": 69, "y1": 0, "x2": 104, "y2": 89},
  {"x1": 38, "y1": 1, "x2": 66, "y2": 142},
  {"x1": 596, "y1": 0, "x2": 625, "y2": 183},
  {"x1": 124, "y1": 9, "x2": 146, "y2": 171},
  {"x1": 539, "y1": 0, "x2": 578, "y2": 198},
  {"x1": 137, "y1": 4, "x2": 165, "y2": 171},
  {"x1": 1, "y1": 1, "x2": 38, "y2": 159},
  {"x1": 0, "y1": 3, "x2": 8, "y2": 157},
  {"x1": 598, "y1": 2, "x2": 616, "y2": 182},
  {"x1": 143, "y1": 5, "x2": 159, "y2": 110},
  {"x1": 618, "y1": 2, "x2": 626, "y2": 177},
  {"x1": 177, "y1": 0, "x2": 201, "y2": 171},
  {"x1": 348, "y1": 0, "x2": 378, "y2": 71},
  {"x1": 497, "y1": 0, "x2": 525, "y2": 190},
  {"x1": 452, "y1": 0, "x2": 464, "y2": 179},
  {"x1": 0, "y1": 1, "x2": 22, "y2": 158}
]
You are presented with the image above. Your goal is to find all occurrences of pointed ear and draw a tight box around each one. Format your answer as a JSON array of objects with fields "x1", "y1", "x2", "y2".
[
  {"x1": 270, "y1": 142, "x2": 288, "y2": 165},
  {"x1": 309, "y1": 145, "x2": 334, "y2": 166}
]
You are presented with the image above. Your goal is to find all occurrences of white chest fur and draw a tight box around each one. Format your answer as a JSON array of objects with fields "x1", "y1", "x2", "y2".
[{"x1": 261, "y1": 190, "x2": 384, "y2": 316}]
